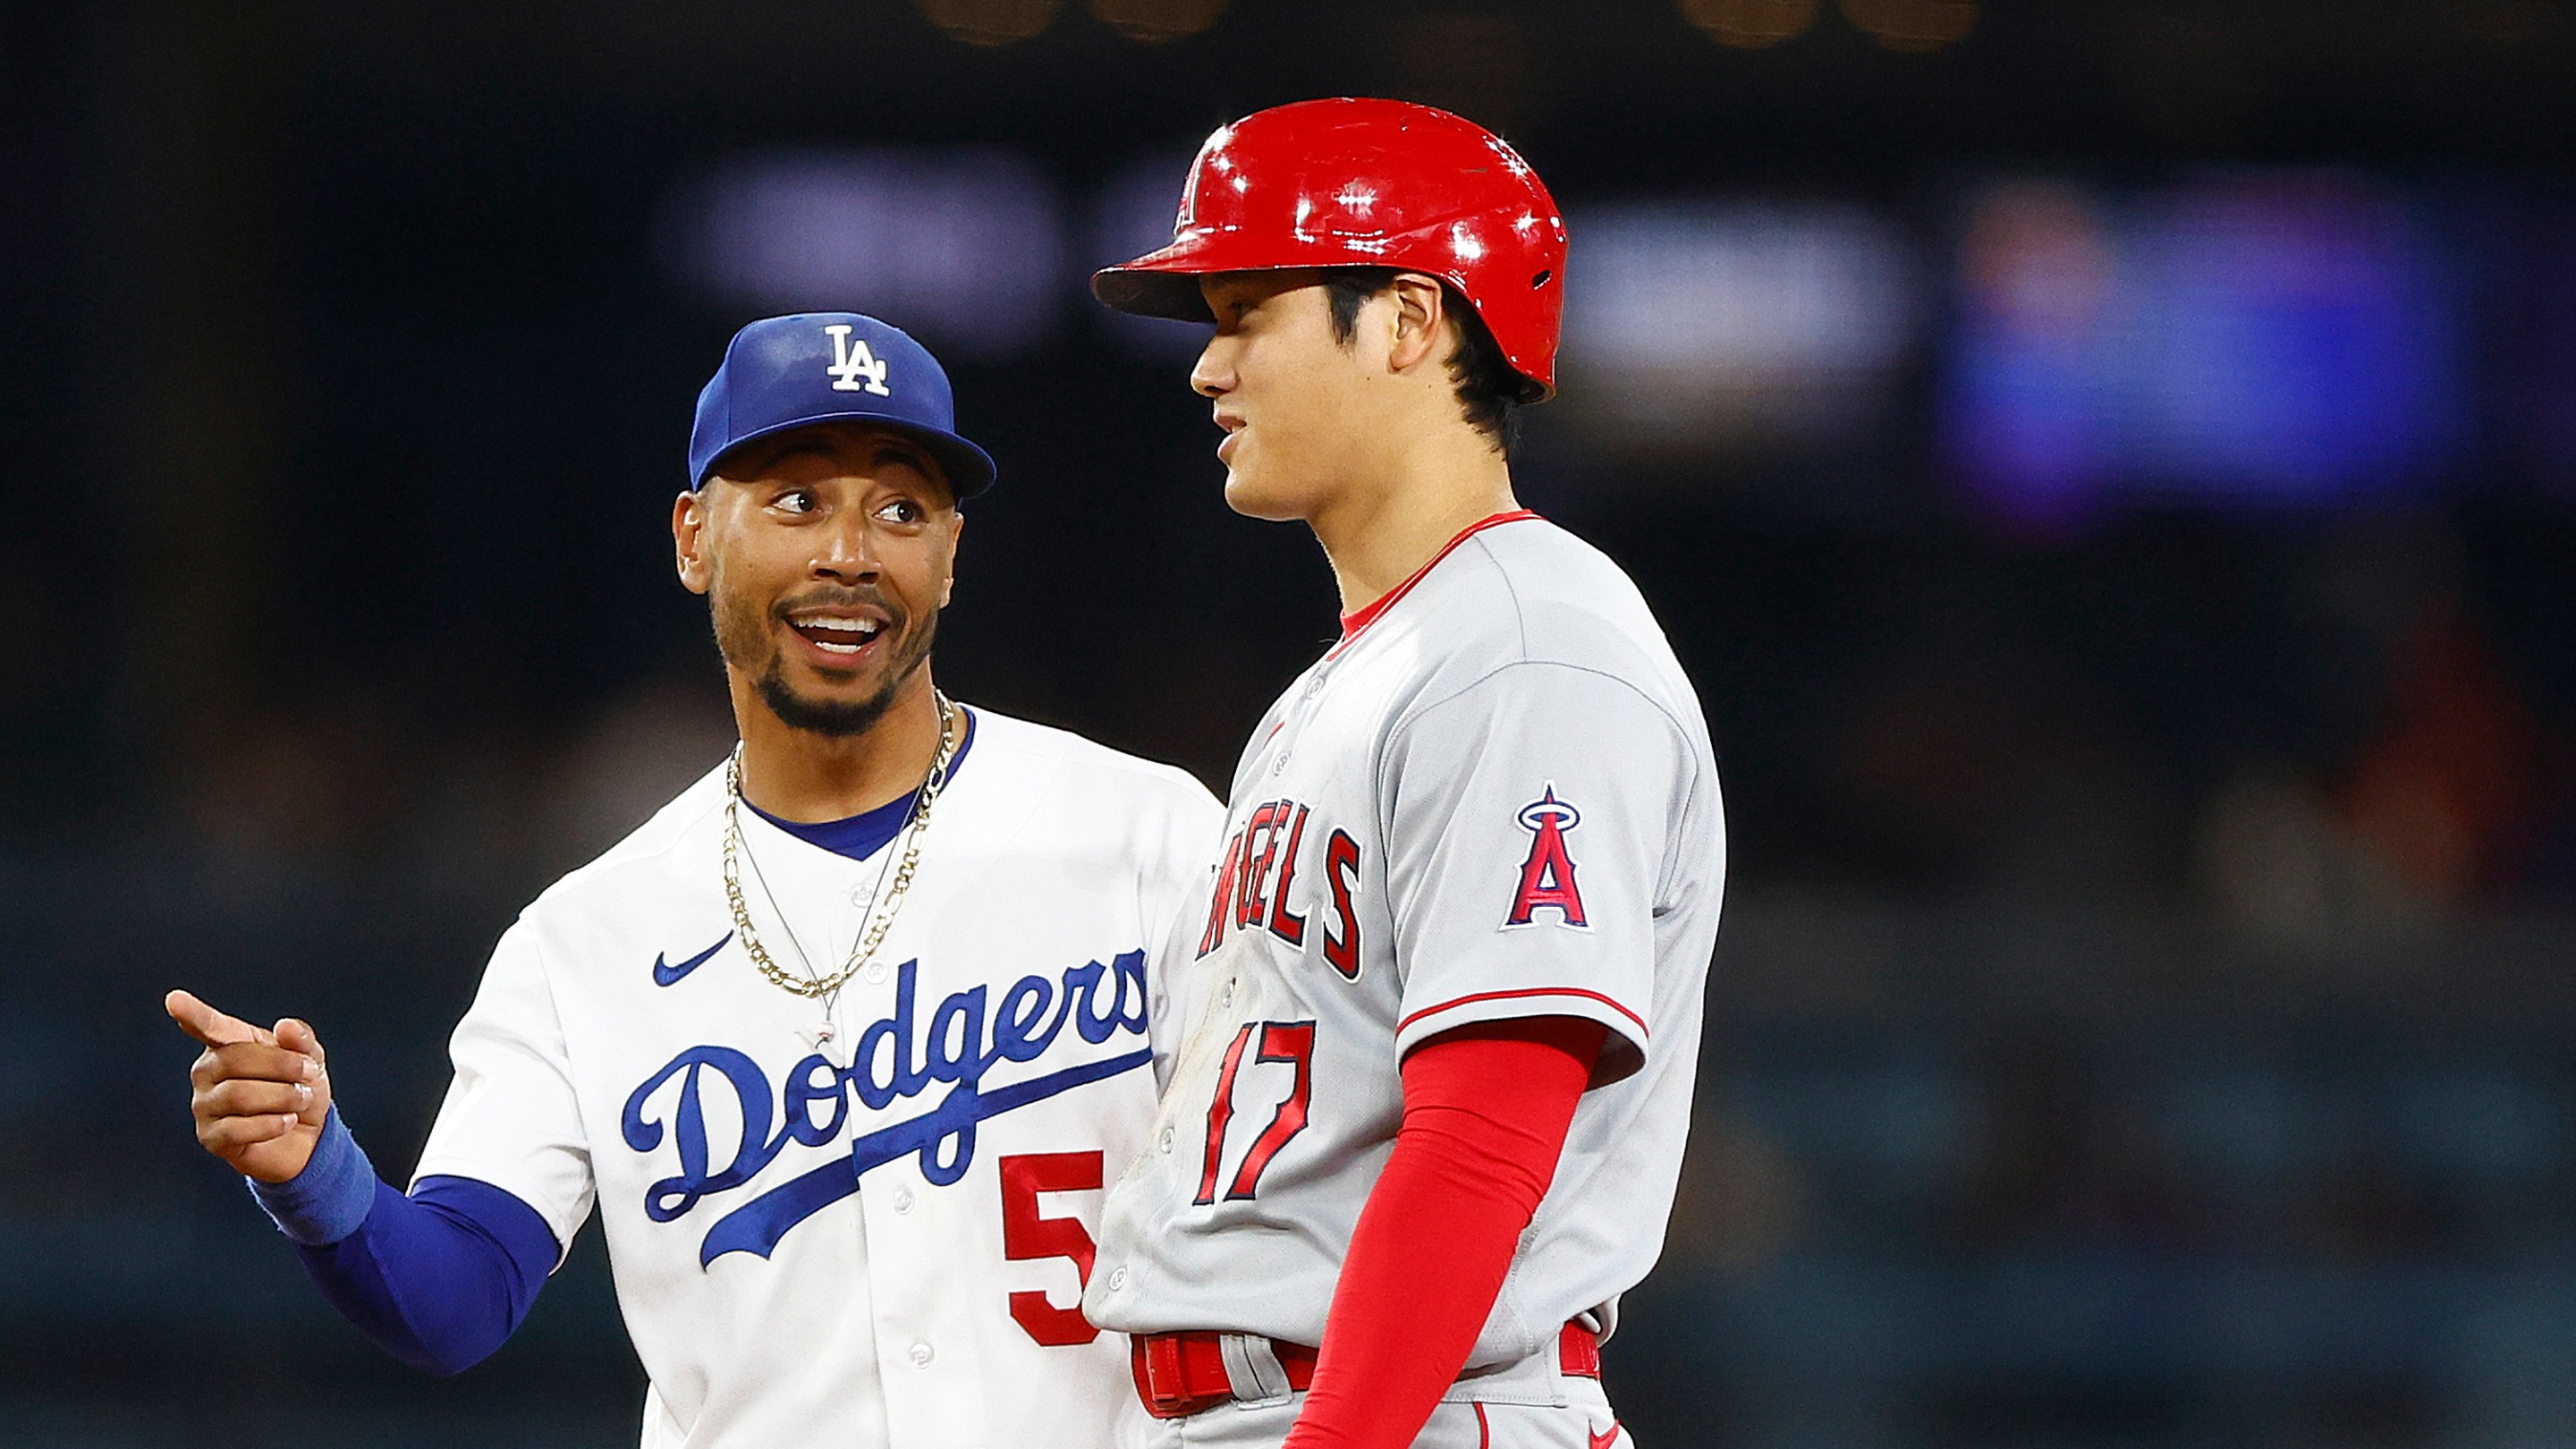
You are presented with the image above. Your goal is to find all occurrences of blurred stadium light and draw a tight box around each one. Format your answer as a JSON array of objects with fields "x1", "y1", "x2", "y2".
[
  {"x1": 1943, "y1": 175, "x2": 2467, "y2": 528},
  {"x1": 657, "y1": 148, "x2": 1065, "y2": 360},
  {"x1": 1086, "y1": 150, "x2": 1216, "y2": 359},
  {"x1": 1557, "y1": 200, "x2": 1924, "y2": 456},
  {"x1": 913, "y1": 0, "x2": 1063, "y2": 46},
  {"x1": 1084, "y1": 0, "x2": 1229, "y2": 42},
  {"x1": 1839, "y1": 0, "x2": 1979, "y2": 52},
  {"x1": 1679, "y1": 0, "x2": 1823, "y2": 49}
]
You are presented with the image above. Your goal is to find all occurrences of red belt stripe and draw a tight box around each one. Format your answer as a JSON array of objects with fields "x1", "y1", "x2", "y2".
[{"x1": 1131, "y1": 1321, "x2": 1602, "y2": 1420}]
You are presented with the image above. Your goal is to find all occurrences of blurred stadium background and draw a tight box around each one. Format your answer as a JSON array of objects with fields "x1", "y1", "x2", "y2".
[{"x1": 6, "y1": 0, "x2": 2574, "y2": 1445}]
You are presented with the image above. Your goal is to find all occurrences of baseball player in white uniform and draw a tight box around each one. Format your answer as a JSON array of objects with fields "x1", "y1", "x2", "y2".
[
  {"x1": 1079, "y1": 102, "x2": 1724, "y2": 1448},
  {"x1": 167, "y1": 312, "x2": 1224, "y2": 1449}
]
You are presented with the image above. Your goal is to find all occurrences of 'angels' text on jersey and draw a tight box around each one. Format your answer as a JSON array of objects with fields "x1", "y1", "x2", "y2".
[{"x1": 1193, "y1": 799, "x2": 1361, "y2": 974}]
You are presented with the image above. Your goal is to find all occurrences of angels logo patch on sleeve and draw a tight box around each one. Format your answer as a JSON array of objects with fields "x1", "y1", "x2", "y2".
[{"x1": 1505, "y1": 784, "x2": 1589, "y2": 929}]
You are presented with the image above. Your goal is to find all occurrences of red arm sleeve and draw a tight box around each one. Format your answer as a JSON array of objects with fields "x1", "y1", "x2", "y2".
[{"x1": 1280, "y1": 1015, "x2": 1606, "y2": 1449}]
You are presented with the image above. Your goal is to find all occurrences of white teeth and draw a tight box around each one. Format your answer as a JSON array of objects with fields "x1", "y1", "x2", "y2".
[{"x1": 798, "y1": 616, "x2": 879, "y2": 656}]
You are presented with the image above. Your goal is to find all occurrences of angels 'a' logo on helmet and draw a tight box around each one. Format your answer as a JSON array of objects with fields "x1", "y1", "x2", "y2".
[{"x1": 1505, "y1": 784, "x2": 1589, "y2": 929}]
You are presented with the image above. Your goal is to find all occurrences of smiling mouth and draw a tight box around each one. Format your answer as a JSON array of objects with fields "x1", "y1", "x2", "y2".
[{"x1": 787, "y1": 615, "x2": 884, "y2": 657}]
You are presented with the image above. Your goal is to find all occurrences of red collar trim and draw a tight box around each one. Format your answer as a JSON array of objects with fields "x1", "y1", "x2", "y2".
[{"x1": 1335, "y1": 509, "x2": 1540, "y2": 649}]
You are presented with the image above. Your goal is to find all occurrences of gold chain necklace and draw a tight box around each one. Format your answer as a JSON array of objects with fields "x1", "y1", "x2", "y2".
[{"x1": 721, "y1": 692, "x2": 957, "y2": 1001}]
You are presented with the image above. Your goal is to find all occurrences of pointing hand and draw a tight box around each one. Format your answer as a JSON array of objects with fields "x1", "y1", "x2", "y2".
[{"x1": 166, "y1": 989, "x2": 335, "y2": 1184}]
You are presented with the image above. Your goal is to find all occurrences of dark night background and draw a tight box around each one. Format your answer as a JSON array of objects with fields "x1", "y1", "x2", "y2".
[{"x1": 4, "y1": 1, "x2": 2573, "y2": 1445}]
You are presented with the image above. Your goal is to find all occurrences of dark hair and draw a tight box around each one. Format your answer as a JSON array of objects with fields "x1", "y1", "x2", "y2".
[{"x1": 1320, "y1": 267, "x2": 1526, "y2": 456}]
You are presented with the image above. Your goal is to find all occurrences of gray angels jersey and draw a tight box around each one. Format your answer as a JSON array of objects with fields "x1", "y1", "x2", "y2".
[{"x1": 1085, "y1": 512, "x2": 1724, "y2": 1378}]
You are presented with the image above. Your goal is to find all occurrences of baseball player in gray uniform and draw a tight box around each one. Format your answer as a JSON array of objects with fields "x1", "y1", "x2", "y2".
[{"x1": 1077, "y1": 100, "x2": 1725, "y2": 1448}]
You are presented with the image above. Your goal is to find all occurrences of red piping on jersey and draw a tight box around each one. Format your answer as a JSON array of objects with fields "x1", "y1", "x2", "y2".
[
  {"x1": 1397, "y1": 987, "x2": 1649, "y2": 1041},
  {"x1": 1332, "y1": 509, "x2": 1541, "y2": 655}
]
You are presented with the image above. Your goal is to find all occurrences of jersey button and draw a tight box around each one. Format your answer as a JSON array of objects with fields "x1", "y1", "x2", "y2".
[
  {"x1": 908, "y1": 1340, "x2": 935, "y2": 1368},
  {"x1": 848, "y1": 886, "x2": 871, "y2": 906},
  {"x1": 893, "y1": 1187, "x2": 915, "y2": 1214},
  {"x1": 1157, "y1": 1126, "x2": 1174, "y2": 1154},
  {"x1": 864, "y1": 960, "x2": 891, "y2": 985},
  {"x1": 1106, "y1": 1267, "x2": 1127, "y2": 1292}
]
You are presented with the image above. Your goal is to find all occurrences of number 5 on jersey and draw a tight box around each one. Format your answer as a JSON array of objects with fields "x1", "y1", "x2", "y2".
[
  {"x1": 1000, "y1": 1150, "x2": 1104, "y2": 1346},
  {"x1": 1193, "y1": 1021, "x2": 1315, "y2": 1204}
]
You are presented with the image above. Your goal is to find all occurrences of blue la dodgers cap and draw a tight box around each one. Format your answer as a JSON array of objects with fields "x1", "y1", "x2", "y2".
[{"x1": 687, "y1": 313, "x2": 997, "y2": 498}]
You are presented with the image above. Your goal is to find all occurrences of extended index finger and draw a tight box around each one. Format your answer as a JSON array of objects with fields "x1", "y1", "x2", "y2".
[{"x1": 165, "y1": 990, "x2": 268, "y2": 1049}]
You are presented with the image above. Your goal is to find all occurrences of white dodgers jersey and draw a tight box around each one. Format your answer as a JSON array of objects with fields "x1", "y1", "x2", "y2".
[
  {"x1": 411, "y1": 708, "x2": 1224, "y2": 1449},
  {"x1": 1085, "y1": 513, "x2": 1724, "y2": 1386}
]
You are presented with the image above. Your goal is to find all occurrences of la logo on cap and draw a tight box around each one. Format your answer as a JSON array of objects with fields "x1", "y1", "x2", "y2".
[{"x1": 823, "y1": 323, "x2": 892, "y2": 396}]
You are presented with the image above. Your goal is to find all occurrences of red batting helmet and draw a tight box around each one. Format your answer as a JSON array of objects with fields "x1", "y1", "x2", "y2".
[{"x1": 1092, "y1": 97, "x2": 1570, "y2": 401}]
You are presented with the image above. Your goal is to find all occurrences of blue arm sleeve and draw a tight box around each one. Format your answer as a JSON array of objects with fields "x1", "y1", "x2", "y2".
[{"x1": 248, "y1": 1109, "x2": 562, "y2": 1376}]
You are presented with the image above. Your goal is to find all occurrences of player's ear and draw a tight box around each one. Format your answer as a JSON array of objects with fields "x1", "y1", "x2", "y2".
[
  {"x1": 674, "y1": 488, "x2": 714, "y2": 594},
  {"x1": 1385, "y1": 273, "x2": 1446, "y2": 374},
  {"x1": 939, "y1": 509, "x2": 962, "y2": 609}
]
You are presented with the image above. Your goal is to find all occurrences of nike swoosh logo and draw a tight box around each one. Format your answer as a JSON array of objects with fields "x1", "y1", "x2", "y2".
[
  {"x1": 1589, "y1": 1422, "x2": 1622, "y2": 1449},
  {"x1": 652, "y1": 933, "x2": 733, "y2": 987}
]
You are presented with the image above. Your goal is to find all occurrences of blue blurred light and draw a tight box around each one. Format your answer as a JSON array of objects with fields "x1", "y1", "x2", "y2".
[
  {"x1": 1942, "y1": 176, "x2": 2468, "y2": 527},
  {"x1": 658, "y1": 148, "x2": 1065, "y2": 360},
  {"x1": 1560, "y1": 201, "x2": 1923, "y2": 448},
  {"x1": 1087, "y1": 150, "x2": 1215, "y2": 359}
]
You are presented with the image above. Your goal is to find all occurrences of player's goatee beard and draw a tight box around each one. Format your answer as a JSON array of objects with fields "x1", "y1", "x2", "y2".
[
  {"x1": 712, "y1": 586, "x2": 937, "y2": 739},
  {"x1": 754, "y1": 622, "x2": 932, "y2": 737}
]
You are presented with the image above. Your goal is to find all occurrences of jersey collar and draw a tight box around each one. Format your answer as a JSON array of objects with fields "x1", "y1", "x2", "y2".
[
  {"x1": 1333, "y1": 509, "x2": 1540, "y2": 654},
  {"x1": 742, "y1": 707, "x2": 979, "y2": 861}
]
